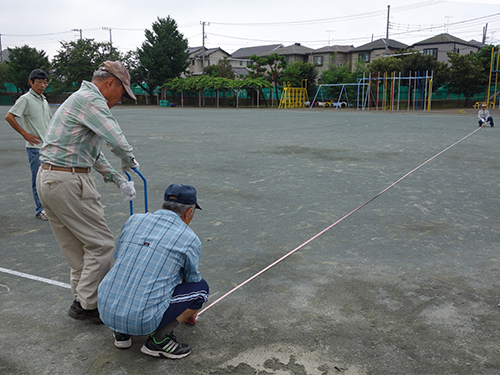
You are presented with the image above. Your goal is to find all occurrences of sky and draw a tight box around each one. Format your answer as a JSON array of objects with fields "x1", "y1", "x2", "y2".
[{"x1": 1, "y1": 0, "x2": 500, "y2": 61}]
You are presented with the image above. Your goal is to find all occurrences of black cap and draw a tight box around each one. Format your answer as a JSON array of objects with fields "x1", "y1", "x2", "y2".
[
  {"x1": 29, "y1": 69, "x2": 48, "y2": 81},
  {"x1": 164, "y1": 184, "x2": 201, "y2": 210}
]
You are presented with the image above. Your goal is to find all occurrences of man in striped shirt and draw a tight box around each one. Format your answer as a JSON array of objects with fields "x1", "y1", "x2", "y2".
[
  {"x1": 98, "y1": 183, "x2": 209, "y2": 359},
  {"x1": 37, "y1": 61, "x2": 139, "y2": 323}
]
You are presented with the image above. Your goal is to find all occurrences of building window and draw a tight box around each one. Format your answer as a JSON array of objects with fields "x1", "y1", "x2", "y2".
[
  {"x1": 423, "y1": 48, "x2": 438, "y2": 60},
  {"x1": 239, "y1": 61, "x2": 243, "y2": 66},
  {"x1": 358, "y1": 53, "x2": 370, "y2": 63},
  {"x1": 338, "y1": 62, "x2": 344, "y2": 67},
  {"x1": 313, "y1": 56, "x2": 324, "y2": 66},
  {"x1": 192, "y1": 60, "x2": 195, "y2": 66}
]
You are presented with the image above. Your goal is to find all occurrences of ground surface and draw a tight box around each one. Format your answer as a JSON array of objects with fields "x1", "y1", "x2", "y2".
[{"x1": 1, "y1": 105, "x2": 499, "y2": 375}]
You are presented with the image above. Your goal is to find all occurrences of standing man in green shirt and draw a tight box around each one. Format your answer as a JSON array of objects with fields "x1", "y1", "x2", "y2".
[
  {"x1": 37, "y1": 61, "x2": 138, "y2": 322},
  {"x1": 5, "y1": 69, "x2": 52, "y2": 220}
]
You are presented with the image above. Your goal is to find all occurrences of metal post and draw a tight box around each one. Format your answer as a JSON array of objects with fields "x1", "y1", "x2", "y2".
[
  {"x1": 385, "y1": 5, "x2": 390, "y2": 55},
  {"x1": 102, "y1": 27, "x2": 112, "y2": 46},
  {"x1": 72, "y1": 29, "x2": 82, "y2": 39}
]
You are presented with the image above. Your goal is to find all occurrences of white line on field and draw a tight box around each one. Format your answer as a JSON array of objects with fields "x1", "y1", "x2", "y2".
[{"x1": 0, "y1": 267, "x2": 71, "y2": 289}]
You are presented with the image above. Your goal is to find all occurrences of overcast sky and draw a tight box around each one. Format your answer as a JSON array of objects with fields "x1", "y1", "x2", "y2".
[{"x1": 1, "y1": 0, "x2": 499, "y2": 60}]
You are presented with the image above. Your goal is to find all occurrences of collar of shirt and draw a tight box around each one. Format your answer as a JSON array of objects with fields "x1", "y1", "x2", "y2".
[
  {"x1": 28, "y1": 88, "x2": 45, "y2": 101},
  {"x1": 83, "y1": 80, "x2": 108, "y2": 105}
]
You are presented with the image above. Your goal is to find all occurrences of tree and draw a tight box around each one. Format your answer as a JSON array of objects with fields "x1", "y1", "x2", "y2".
[
  {"x1": 0, "y1": 62, "x2": 8, "y2": 90},
  {"x1": 367, "y1": 56, "x2": 403, "y2": 74},
  {"x1": 204, "y1": 57, "x2": 235, "y2": 79},
  {"x1": 447, "y1": 52, "x2": 485, "y2": 106},
  {"x1": 51, "y1": 38, "x2": 120, "y2": 93},
  {"x1": 136, "y1": 16, "x2": 189, "y2": 104},
  {"x1": 320, "y1": 61, "x2": 361, "y2": 100},
  {"x1": 5, "y1": 45, "x2": 50, "y2": 94},
  {"x1": 248, "y1": 53, "x2": 287, "y2": 102},
  {"x1": 282, "y1": 61, "x2": 319, "y2": 98}
]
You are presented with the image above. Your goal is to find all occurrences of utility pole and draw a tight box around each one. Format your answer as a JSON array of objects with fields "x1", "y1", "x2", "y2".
[
  {"x1": 72, "y1": 29, "x2": 82, "y2": 39},
  {"x1": 102, "y1": 27, "x2": 112, "y2": 46},
  {"x1": 445, "y1": 16, "x2": 452, "y2": 33},
  {"x1": 483, "y1": 23, "x2": 488, "y2": 44},
  {"x1": 326, "y1": 30, "x2": 335, "y2": 46},
  {"x1": 0, "y1": 33, "x2": 3, "y2": 63},
  {"x1": 200, "y1": 21, "x2": 210, "y2": 75},
  {"x1": 385, "y1": 5, "x2": 390, "y2": 55}
]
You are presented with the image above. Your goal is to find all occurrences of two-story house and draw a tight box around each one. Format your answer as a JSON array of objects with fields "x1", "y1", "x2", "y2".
[
  {"x1": 409, "y1": 33, "x2": 484, "y2": 63},
  {"x1": 186, "y1": 46, "x2": 231, "y2": 76},
  {"x1": 349, "y1": 38, "x2": 408, "y2": 69},
  {"x1": 228, "y1": 44, "x2": 284, "y2": 76},
  {"x1": 309, "y1": 45, "x2": 353, "y2": 74}
]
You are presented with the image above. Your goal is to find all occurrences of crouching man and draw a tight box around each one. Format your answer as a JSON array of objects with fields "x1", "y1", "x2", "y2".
[{"x1": 98, "y1": 183, "x2": 209, "y2": 359}]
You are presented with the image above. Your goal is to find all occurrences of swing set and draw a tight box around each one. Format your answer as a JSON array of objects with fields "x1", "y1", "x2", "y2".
[{"x1": 309, "y1": 71, "x2": 434, "y2": 111}]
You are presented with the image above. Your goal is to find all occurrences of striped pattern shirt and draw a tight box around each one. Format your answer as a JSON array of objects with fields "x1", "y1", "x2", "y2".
[
  {"x1": 40, "y1": 81, "x2": 134, "y2": 185},
  {"x1": 98, "y1": 209, "x2": 202, "y2": 335}
]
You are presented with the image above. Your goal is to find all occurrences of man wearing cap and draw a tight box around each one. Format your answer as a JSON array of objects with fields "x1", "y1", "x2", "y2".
[
  {"x1": 478, "y1": 103, "x2": 494, "y2": 127},
  {"x1": 37, "y1": 61, "x2": 139, "y2": 322},
  {"x1": 5, "y1": 69, "x2": 52, "y2": 220},
  {"x1": 98, "y1": 183, "x2": 209, "y2": 359}
]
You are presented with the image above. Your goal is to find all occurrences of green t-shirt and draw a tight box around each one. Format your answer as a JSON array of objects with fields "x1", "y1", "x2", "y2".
[{"x1": 9, "y1": 89, "x2": 52, "y2": 149}]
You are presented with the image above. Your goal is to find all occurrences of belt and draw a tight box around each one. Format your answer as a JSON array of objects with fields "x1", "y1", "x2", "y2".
[{"x1": 41, "y1": 163, "x2": 91, "y2": 173}]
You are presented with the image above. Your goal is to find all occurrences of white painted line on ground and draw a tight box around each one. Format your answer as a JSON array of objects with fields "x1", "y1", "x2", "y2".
[{"x1": 0, "y1": 267, "x2": 71, "y2": 289}]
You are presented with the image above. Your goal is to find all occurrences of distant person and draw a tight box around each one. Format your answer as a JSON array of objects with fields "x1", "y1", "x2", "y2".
[
  {"x1": 5, "y1": 69, "x2": 52, "y2": 220},
  {"x1": 98, "y1": 183, "x2": 209, "y2": 359},
  {"x1": 478, "y1": 103, "x2": 494, "y2": 127},
  {"x1": 37, "y1": 61, "x2": 138, "y2": 323}
]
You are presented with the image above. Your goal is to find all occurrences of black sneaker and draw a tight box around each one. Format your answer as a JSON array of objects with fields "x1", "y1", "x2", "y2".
[
  {"x1": 140, "y1": 333, "x2": 191, "y2": 359},
  {"x1": 67, "y1": 300, "x2": 102, "y2": 323},
  {"x1": 113, "y1": 331, "x2": 132, "y2": 349}
]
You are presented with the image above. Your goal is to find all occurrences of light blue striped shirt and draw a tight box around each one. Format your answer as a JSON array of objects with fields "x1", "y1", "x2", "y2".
[{"x1": 98, "y1": 209, "x2": 202, "y2": 335}]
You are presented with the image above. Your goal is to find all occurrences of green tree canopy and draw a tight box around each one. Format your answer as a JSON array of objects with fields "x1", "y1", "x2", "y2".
[
  {"x1": 447, "y1": 51, "x2": 486, "y2": 106},
  {"x1": 5, "y1": 45, "x2": 50, "y2": 94},
  {"x1": 282, "y1": 61, "x2": 319, "y2": 97},
  {"x1": 0, "y1": 62, "x2": 8, "y2": 90},
  {"x1": 204, "y1": 57, "x2": 235, "y2": 79},
  {"x1": 248, "y1": 53, "x2": 287, "y2": 102},
  {"x1": 136, "y1": 16, "x2": 189, "y2": 103},
  {"x1": 51, "y1": 38, "x2": 120, "y2": 93}
]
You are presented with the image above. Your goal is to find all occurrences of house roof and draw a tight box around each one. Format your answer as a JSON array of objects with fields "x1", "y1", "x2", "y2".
[
  {"x1": 231, "y1": 44, "x2": 283, "y2": 59},
  {"x1": 232, "y1": 67, "x2": 249, "y2": 76},
  {"x1": 187, "y1": 46, "x2": 204, "y2": 55},
  {"x1": 467, "y1": 39, "x2": 487, "y2": 49},
  {"x1": 312, "y1": 45, "x2": 354, "y2": 54},
  {"x1": 351, "y1": 38, "x2": 408, "y2": 52},
  {"x1": 262, "y1": 43, "x2": 314, "y2": 56},
  {"x1": 412, "y1": 33, "x2": 474, "y2": 47},
  {"x1": 194, "y1": 47, "x2": 230, "y2": 58}
]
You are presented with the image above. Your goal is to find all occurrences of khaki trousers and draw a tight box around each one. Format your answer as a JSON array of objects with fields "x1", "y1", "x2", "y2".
[{"x1": 37, "y1": 167, "x2": 114, "y2": 310}]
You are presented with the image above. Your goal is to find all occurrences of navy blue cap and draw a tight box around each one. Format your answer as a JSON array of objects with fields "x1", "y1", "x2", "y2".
[
  {"x1": 29, "y1": 69, "x2": 48, "y2": 81},
  {"x1": 164, "y1": 184, "x2": 201, "y2": 210}
]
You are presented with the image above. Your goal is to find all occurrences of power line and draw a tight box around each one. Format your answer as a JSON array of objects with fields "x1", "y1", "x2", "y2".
[{"x1": 209, "y1": 0, "x2": 445, "y2": 26}]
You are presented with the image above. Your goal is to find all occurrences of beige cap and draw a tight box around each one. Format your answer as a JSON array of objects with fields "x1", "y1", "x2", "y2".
[{"x1": 98, "y1": 61, "x2": 136, "y2": 100}]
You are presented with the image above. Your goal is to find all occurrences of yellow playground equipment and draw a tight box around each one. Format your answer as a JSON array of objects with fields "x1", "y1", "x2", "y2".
[
  {"x1": 486, "y1": 47, "x2": 500, "y2": 108},
  {"x1": 279, "y1": 80, "x2": 309, "y2": 109}
]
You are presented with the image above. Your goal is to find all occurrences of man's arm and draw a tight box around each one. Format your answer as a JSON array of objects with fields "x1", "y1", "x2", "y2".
[
  {"x1": 5, "y1": 112, "x2": 41, "y2": 146},
  {"x1": 94, "y1": 151, "x2": 127, "y2": 186}
]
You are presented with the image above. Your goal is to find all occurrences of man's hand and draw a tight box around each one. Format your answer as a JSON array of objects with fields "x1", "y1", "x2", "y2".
[
  {"x1": 121, "y1": 158, "x2": 140, "y2": 173},
  {"x1": 23, "y1": 133, "x2": 41, "y2": 146},
  {"x1": 119, "y1": 181, "x2": 136, "y2": 201},
  {"x1": 184, "y1": 312, "x2": 198, "y2": 326}
]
